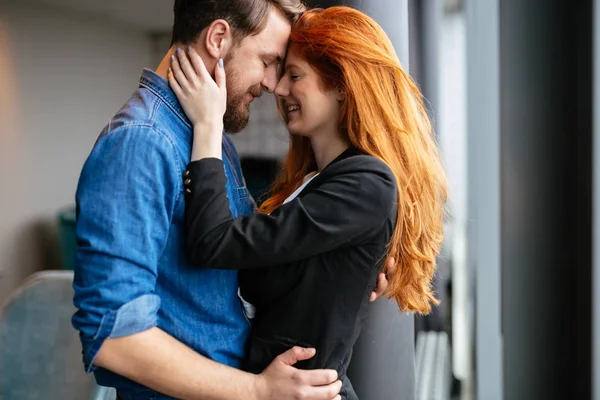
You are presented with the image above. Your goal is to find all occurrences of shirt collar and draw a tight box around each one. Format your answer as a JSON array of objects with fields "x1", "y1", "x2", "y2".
[
  {"x1": 139, "y1": 68, "x2": 191, "y2": 128},
  {"x1": 329, "y1": 146, "x2": 362, "y2": 166}
]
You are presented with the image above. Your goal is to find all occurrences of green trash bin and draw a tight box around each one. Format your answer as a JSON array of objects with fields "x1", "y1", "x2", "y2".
[{"x1": 57, "y1": 206, "x2": 77, "y2": 270}]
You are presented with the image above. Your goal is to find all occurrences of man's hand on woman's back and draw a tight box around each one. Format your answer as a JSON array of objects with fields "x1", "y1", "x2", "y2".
[{"x1": 254, "y1": 347, "x2": 342, "y2": 400}]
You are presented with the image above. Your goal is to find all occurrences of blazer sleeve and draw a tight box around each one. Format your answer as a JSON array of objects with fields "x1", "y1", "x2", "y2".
[{"x1": 184, "y1": 157, "x2": 397, "y2": 270}]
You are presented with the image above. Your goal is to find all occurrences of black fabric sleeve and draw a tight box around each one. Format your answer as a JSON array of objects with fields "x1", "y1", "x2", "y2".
[{"x1": 184, "y1": 156, "x2": 396, "y2": 270}]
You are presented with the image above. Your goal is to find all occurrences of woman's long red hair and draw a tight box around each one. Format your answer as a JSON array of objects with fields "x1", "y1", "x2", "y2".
[{"x1": 260, "y1": 6, "x2": 447, "y2": 314}]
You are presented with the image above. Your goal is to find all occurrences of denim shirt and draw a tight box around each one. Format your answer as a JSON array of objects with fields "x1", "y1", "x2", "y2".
[{"x1": 72, "y1": 69, "x2": 253, "y2": 399}]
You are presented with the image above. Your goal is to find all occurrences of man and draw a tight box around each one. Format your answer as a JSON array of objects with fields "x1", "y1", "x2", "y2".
[{"x1": 73, "y1": 1, "x2": 391, "y2": 399}]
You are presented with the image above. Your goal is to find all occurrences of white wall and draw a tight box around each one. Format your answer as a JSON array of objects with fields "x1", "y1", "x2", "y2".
[
  {"x1": 0, "y1": 1, "x2": 152, "y2": 303},
  {"x1": 230, "y1": 93, "x2": 289, "y2": 159}
]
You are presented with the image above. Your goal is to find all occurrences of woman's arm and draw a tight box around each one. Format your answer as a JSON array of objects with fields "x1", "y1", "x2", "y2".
[
  {"x1": 184, "y1": 156, "x2": 397, "y2": 269},
  {"x1": 168, "y1": 47, "x2": 398, "y2": 291}
]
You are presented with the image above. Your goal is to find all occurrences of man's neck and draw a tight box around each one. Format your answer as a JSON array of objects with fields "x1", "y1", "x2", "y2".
[
  {"x1": 155, "y1": 47, "x2": 178, "y2": 80},
  {"x1": 155, "y1": 44, "x2": 216, "y2": 81}
]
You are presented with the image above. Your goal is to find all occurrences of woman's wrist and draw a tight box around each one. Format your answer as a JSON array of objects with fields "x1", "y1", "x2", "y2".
[
  {"x1": 191, "y1": 123, "x2": 223, "y2": 161},
  {"x1": 193, "y1": 120, "x2": 223, "y2": 131}
]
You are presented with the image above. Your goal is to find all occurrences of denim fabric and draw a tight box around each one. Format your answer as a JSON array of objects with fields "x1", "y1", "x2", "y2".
[{"x1": 72, "y1": 68, "x2": 253, "y2": 399}]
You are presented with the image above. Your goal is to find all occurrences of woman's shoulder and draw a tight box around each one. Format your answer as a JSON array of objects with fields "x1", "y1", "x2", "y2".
[
  {"x1": 326, "y1": 154, "x2": 395, "y2": 185},
  {"x1": 321, "y1": 153, "x2": 398, "y2": 205}
]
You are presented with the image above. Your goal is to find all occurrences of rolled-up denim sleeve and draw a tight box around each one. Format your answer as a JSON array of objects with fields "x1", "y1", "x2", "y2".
[{"x1": 71, "y1": 125, "x2": 180, "y2": 373}]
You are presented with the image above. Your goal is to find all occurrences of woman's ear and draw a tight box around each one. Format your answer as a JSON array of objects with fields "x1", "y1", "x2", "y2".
[
  {"x1": 205, "y1": 19, "x2": 233, "y2": 60},
  {"x1": 337, "y1": 87, "x2": 346, "y2": 102}
]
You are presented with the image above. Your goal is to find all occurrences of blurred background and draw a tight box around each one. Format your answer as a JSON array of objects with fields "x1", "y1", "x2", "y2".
[{"x1": 0, "y1": 0, "x2": 597, "y2": 399}]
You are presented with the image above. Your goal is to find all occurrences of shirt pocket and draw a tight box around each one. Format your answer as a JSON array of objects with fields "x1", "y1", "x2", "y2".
[
  {"x1": 237, "y1": 187, "x2": 249, "y2": 200},
  {"x1": 235, "y1": 186, "x2": 254, "y2": 216}
]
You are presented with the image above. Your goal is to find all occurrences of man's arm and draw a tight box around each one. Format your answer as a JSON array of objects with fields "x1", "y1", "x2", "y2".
[
  {"x1": 96, "y1": 328, "x2": 341, "y2": 400},
  {"x1": 73, "y1": 126, "x2": 340, "y2": 400}
]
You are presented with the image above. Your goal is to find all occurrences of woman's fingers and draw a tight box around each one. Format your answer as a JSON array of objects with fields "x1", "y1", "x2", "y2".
[
  {"x1": 167, "y1": 67, "x2": 183, "y2": 98},
  {"x1": 175, "y1": 47, "x2": 199, "y2": 84},
  {"x1": 214, "y1": 58, "x2": 227, "y2": 94},
  {"x1": 170, "y1": 55, "x2": 190, "y2": 92},
  {"x1": 187, "y1": 46, "x2": 212, "y2": 81}
]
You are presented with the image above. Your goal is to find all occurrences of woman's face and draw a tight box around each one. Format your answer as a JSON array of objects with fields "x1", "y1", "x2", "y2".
[{"x1": 274, "y1": 47, "x2": 343, "y2": 138}]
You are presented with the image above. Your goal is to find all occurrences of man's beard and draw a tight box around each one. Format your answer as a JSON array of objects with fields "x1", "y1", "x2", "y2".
[
  {"x1": 223, "y1": 66, "x2": 262, "y2": 133},
  {"x1": 223, "y1": 90, "x2": 250, "y2": 134}
]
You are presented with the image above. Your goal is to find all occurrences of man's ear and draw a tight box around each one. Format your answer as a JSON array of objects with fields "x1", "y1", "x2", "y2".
[{"x1": 205, "y1": 19, "x2": 233, "y2": 60}]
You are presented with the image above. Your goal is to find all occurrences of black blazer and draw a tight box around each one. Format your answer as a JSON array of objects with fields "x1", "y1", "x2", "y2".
[{"x1": 184, "y1": 147, "x2": 398, "y2": 400}]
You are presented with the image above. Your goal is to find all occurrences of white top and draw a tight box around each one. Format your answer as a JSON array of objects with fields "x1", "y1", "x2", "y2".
[{"x1": 283, "y1": 172, "x2": 320, "y2": 205}]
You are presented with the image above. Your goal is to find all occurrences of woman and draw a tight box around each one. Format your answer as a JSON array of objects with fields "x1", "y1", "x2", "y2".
[{"x1": 169, "y1": 6, "x2": 446, "y2": 399}]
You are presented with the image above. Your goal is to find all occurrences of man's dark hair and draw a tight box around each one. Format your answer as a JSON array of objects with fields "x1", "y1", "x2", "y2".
[{"x1": 171, "y1": 0, "x2": 306, "y2": 46}]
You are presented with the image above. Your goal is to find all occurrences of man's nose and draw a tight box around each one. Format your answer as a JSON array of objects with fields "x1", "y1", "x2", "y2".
[
  {"x1": 261, "y1": 83, "x2": 273, "y2": 93},
  {"x1": 262, "y1": 68, "x2": 279, "y2": 93}
]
